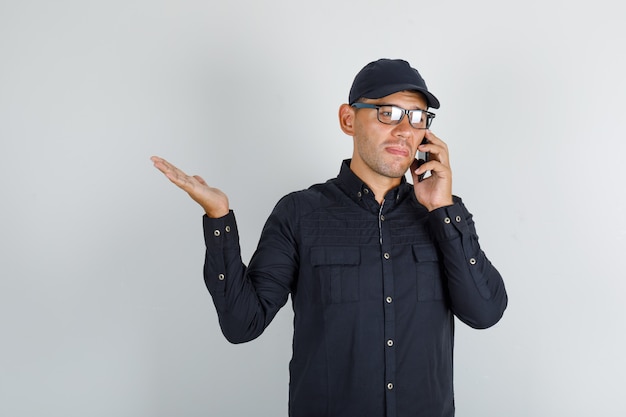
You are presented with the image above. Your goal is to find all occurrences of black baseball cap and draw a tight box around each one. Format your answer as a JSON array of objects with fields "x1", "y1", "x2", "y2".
[{"x1": 348, "y1": 58, "x2": 440, "y2": 109}]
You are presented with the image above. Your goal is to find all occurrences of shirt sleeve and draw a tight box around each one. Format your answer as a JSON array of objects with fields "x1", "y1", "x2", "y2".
[
  {"x1": 202, "y1": 197, "x2": 298, "y2": 343},
  {"x1": 427, "y1": 197, "x2": 508, "y2": 329}
]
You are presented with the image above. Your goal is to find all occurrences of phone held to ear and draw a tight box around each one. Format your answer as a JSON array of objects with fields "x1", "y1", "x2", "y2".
[{"x1": 416, "y1": 137, "x2": 429, "y2": 182}]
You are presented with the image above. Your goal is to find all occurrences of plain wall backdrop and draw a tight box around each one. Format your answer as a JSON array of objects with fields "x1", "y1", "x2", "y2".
[{"x1": 1, "y1": 0, "x2": 625, "y2": 416}]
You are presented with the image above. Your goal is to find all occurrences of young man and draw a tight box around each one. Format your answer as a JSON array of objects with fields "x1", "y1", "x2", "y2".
[{"x1": 151, "y1": 58, "x2": 508, "y2": 417}]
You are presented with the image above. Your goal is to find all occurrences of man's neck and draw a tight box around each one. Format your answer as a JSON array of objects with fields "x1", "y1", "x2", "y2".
[{"x1": 349, "y1": 162, "x2": 402, "y2": 205}]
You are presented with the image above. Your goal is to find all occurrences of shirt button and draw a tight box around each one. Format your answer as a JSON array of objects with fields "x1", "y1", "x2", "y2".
[
  {"x1": 386, "y1": 296, "x2": 393, "y2": 304},
  {"x1": 363, "y1": 188, "x2": 370, "y2": 194},
  {"x1": 357, "y1": 192, "x2": 362, "y2": 198},
  {"x1": 387, "y1": 339, "x2": 394, "y2": 347},
  {"x1": 383, "y1": 253, "x2": 390, "y2": 260},
  {"x1": 225, "y1": 225, "x2": 231, "y2": 232},
  {"x1": 214, "y1": 230, "x2": 221, "y2": 236},
  {"x1": 387, "y1": 383, "x2": 394, "y2": 390},
  {"x1": 444, "y1": 217, "x2": 451, "y2": 224},
  {"x1": 469, "y1": 258, "x2": 477, "y2": 265},
  {"x1": 218, "y1": 274, "x2": 225, "y2": 281},
  {"x1": 455, "y1": 216, "x2": 461, "y2": 223}
]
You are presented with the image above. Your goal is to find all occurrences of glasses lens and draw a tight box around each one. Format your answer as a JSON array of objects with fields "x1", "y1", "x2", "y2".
[
  {"x1": 409, "y1": 110, "x2": 425, "y2": 128},
  {"x1": 425, "y1": 112, "x2": 434, "y2": 128},
  {"x1": 373, "y1": 105, "x2": 433, "y2": 129},
  {"x1": 377, "y1": 106, "x2": 402, "y2": 124}
]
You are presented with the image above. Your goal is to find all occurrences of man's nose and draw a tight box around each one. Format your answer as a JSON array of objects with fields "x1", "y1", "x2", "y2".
[{"x1": 392, "y1": 114, "x2": 414, "y2": 137}]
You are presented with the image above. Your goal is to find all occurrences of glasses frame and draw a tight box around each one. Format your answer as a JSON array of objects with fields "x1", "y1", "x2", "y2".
[{"x1": 351, "y1": 103, "x2": 435, "y2": 129}]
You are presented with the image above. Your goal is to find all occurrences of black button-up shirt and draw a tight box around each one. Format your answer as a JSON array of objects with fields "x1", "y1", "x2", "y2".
[{"x1": 203, "y1": 160, "x2": 507, "y2": 417}]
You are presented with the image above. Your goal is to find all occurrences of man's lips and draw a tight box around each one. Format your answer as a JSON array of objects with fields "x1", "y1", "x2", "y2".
[{"x1": 385, "y1": 145, "x2": 410, "y2": 157}]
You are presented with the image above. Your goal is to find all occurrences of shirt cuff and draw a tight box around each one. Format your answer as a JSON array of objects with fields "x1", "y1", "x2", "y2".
[
  {"x1": 427, "y1": 203, "x2": 469, "y2": 241},
  {"x1": 203, "y1": 210, "x2": 239, "y2": 249}
]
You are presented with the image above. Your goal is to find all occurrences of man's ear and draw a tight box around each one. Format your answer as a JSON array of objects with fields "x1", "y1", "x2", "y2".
[{"x1": 338, "y1": 103, "x2": 355, "y2": 136}]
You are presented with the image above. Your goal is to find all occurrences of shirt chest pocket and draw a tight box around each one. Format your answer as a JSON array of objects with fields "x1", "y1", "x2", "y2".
[
  {"x1": 310, "y1": 246, "x2": 361, "y2": 304},
  {"x1": 412, "y1": 244, "x2": 445, "y2": 301}
]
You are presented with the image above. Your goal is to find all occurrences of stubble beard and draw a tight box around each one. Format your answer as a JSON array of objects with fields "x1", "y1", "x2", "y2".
[
  {"x1": 361, "y1": 148, "x2": 411, "y2": 179},
  {"x1": 354, "y1": 129, "x2": 413, "y2": 180}
]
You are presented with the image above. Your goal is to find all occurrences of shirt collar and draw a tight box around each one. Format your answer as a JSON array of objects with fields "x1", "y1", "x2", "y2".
[{"x1": 336, "y1": 159, "x2": 411, "y2": 205}]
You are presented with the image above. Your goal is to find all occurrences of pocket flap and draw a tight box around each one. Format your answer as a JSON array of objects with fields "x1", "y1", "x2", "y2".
[{"x1": 412, "y1": 244, "x2": 439, "y2": 262}]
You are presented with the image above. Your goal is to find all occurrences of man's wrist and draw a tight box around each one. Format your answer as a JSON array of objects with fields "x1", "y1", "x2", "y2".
[
  {"x1": 205, "y1": 207, "x2": 230, "y2": 218},
  {"x1": 426, "y1": 198, "x2": 454, "y2": 212}
]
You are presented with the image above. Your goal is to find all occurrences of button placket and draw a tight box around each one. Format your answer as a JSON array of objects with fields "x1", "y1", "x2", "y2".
[{"x1": 378, "y1": 202, "x2": 397, "y2": 416}]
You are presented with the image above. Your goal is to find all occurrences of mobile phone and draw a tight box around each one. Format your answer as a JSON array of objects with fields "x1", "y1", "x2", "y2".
[{"x1": 416, "y1": 137, "x2": 429, "y2": 182}]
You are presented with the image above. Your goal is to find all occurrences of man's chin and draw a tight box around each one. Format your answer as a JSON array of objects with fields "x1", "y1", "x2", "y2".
[
  {"x1": 386, "y1": 159, "x2": 413, "y2": 178},
  {"x1": 380, "y1": 164, "x2": 411, "y2": 179}
]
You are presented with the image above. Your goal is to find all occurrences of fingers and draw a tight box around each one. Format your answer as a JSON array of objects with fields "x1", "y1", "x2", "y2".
[
  {"x1": 151, "y1": 155, "x2": 197, "y2": 191},
  {"x1": 150, "y1": 155, "x2": 172, "y2": 171},
  {"x1": 194, "y1": 175, "x2": 208, "y2": 187},
  {"x1": 410, "y1": 158, "x2": 427, "y2": 183},
  {"x1": 412, "y1": 132, "x2": 454, "y2": 210},
  {"x1": 150, "y1": 156, "x2": 230, "y2": 217},
  {"x1": 418, "y1": 131, "x2": 449, "y2": 167},
  {"x1": 151, "y1": 155, "x2": 182, "y2": 176},
  {"x1": 413, "y1": 131, "x2": 453, "y2": 185}
]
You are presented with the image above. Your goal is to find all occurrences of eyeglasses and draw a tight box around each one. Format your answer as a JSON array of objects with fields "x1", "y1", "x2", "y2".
[{"x1": 351, "y1": 103, "x2": 435, "y2": 129}]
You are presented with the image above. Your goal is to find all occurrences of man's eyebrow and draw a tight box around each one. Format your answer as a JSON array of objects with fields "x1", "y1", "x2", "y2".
[{"x1": 375, "y1": 103, "x2": 427, "y2": 111}]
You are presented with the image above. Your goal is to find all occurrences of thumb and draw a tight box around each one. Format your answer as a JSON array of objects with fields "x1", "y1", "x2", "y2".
[{"x1": 193, "y1": 175, "x2": 208, "y2": 186}]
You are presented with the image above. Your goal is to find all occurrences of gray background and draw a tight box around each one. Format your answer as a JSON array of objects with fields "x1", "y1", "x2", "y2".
[{"x1": 1, "y1": 0, "x2": 625, "y2": 416}]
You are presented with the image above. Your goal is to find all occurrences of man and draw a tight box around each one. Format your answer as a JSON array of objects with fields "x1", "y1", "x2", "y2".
[{"x1": 151, "y1": 58, "x2": 508, "y2": 417}]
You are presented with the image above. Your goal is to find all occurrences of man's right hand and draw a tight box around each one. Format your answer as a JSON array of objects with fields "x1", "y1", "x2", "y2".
[{"x1": 151, "y1": 156, "x2": 230, "y2": 218}]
